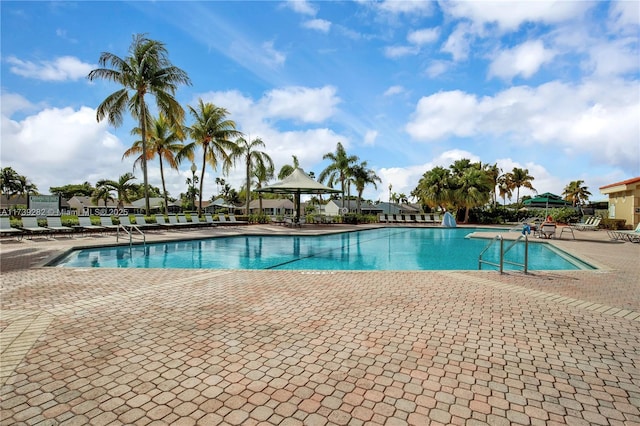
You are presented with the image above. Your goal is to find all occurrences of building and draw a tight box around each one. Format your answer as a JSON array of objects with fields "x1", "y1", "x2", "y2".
[
  {"x1": 599, "y1": 177, "x2": 640, "y2": 229},
  {"x1": 245, "y1": 199, "x2": 294, "y2": 216}
]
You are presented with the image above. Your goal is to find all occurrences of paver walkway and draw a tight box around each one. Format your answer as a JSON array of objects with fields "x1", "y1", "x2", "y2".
[{"x1": 1, "y1": 225, "x2": 639, "y2": 425}]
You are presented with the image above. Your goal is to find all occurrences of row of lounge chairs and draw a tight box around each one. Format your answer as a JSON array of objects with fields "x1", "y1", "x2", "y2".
[
  {"x1": 379, "y1": 214, "x2": 442, "y2": 224},
  {"x1": 0, "y1": 214, "x2": 248, "y2": 240},
  {"x1": 607, "y1": 223, "x2": 640, "y2": 243},
  {"x1": 570, "y1": 216, "x2": 602, "y2": 231}
]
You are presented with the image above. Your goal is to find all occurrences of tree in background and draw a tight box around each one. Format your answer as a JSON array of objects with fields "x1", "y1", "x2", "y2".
[
  {"x1": 88, "y1": 33, "x2": 191, "y2": 215},
  {"x1": 351, "y1": 161, "x2": 381, "y2": 214},
  {"x1": 563, "y1": 180, "x2": 591, "y2": 207},
  {"x1": 50, "y1": 182, "x2": 95, "y2": 199},
  {"x1": 124, "y1": 114, "x2": 187, "y2": 215},
  {"x1": 278, "y1": 155, "x2": 300, "y2": 180},
  {"x1": 181, "y1": 100, "x2": 241, "y2": 215},
  {"x1": 96, "y1": 173, "x2": 137, "y2": 210},
  {"x1": 319, "y1": 142, "x2": 359, "y2": 209},
  {"x1": 414, "y1": 166, "x2": 453, "y2": 212},
  {"x1": 92, "y1": 184, "x2": 115, "y2": 207},
  {"x1": 504, "y1": 167, "x2": 536, "y2": 204},
  {"x1": 236, "y1": 136, "x2": 274, "y2": 216}
]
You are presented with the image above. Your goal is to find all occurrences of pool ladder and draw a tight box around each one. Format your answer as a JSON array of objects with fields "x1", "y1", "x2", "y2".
[
  {"x1": 116, "y1": 224, "x2": 146, "y2": 247},
  {"x1": 478, "y1": 234, "x2": 529, "y2": 273}
]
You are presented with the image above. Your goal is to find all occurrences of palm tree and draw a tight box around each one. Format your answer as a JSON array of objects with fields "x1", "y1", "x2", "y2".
[
  {"x1": 497, "y1": 174, "x2": 513, "y2": 205},
  {"x1": 253, "y1": 161, "x2": 275, "y2": 214},
  {"x1": 563, "y1": 180, "x2": 591, "y2": 207},
  {"x1": 319, "y1": 142, "x2": 358, "y2": 208},
  {"x1": 92, "y1": 184, "x2": 115, "y2": 207},
  {"x1": 351, "y1": 162, "x2": 381, "y2": 214},
  {"x1": 414, "y1": 166, "x2": 453, "y2": 211},
  {"x1": 508, "y1": 167, "x2": 536, "y2": 204},
  {"x1": 453, "y1": 168, "x2": 493, "y2": 223},
  {"x1": 96, "y1": 173, "x2": 137, "y2": 210},
  {"x1": 123, "y1": 114, "x2": 187, "y2": 215},
  {"x1": 88, "y1": 33, "x2": 191, "y2": 214},
  {"x1": 236, "y1": 136, "x2": 274, "y2": 216},
  {"x1": 181, "y1": 100, "x2": 241, "y2": 215},
  {"x1": 16, "y1": 175, "x2": 39, "y2": 197},
  {"x1": 0, "y1": 167, "x2": 21, "y2": 197},
  {"x1": 278, "y1": 155, "x2": 300, "y2": 180}
]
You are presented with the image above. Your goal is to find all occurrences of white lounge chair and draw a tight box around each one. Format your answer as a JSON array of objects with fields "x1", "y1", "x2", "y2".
[
  {"x1": 99, "y1": 216, "x2": 119, "y2": 232},
  {"x1": 539, "y1": 223, "x2": 557, "y2": 239}
]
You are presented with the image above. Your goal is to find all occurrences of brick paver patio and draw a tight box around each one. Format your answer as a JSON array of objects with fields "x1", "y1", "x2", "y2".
[{"x1": 1, "y1": 224, "x2": 639, "y2": 425}]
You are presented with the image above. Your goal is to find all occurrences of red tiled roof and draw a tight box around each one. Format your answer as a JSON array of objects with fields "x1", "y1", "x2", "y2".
[{"x1": 599, "y1": 176, "x2": 640, "y2": 190}]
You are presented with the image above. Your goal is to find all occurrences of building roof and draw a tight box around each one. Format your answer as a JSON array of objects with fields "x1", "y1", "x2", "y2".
[{"x1": 599, "y1": 176, "x2": 640, "y2": 191}]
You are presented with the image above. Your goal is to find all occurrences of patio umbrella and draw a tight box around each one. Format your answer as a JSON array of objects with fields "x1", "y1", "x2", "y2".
[
  {"x1": 256, "y1": 168, "x2": 340, "y2": 221},
  {"x1": 523, "y1": 192, "x2": 571, "y2": 216}
]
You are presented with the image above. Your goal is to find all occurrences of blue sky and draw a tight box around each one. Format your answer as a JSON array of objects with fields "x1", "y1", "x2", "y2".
[{"x1": 2, "y1": 0, "x2": 639, "y2": 203}]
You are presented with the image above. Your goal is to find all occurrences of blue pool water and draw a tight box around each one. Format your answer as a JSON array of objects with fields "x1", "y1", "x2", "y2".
[{"x1": 52, "y1": 228, "x2": 594, "y2": 271}]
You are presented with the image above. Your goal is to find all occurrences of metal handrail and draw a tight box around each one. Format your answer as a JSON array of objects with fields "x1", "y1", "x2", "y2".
[
  {"x1": 116, "y1": 224, "x2": 145, "y2": 246},
  {"x1": 478, "y1": 234, "x2": 529, "y2": 274},
  {"x1": 478, "y1": 235, "x2": 504, "y2": 272}
]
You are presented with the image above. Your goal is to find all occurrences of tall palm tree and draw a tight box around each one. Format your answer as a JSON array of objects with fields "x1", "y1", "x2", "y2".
[
  {"x1": 497, "y1": 174, "x2": 513, "y2": 205},
  {"x1": 253, "y1": 161, "x2": 275, "y2": 214},
  {"x1": 319, "y1": 142, "x2": 358, "y2": 208},
  {"x1": 236, "y1": 136, "x2": 274, "y2": 216},
  {"x1": 16, "y1": 175, "x2": 39, "y2": 197},
  {"x1": 453, "y1": 168, "x2": 493, "y2": 223},
  {"x1": 181, "y1": 100, "x2": 241, "y2": 215},
  {"x1": 563, "y1": 180, "x2": 591, "y2": 207},
  {"x1": 88, "y1": 33, "x2": 191, "y2": 214},
  {"x1": 96, "y1": 173, "x2": 137, "y2": 210},
  {"x1": 123, "y1": 114, "x2": 187, "y2": 215},
  {"x1": 414, "y1": 166, "x2": 453, "y2": 211},
  {"x1": 508, "y1": 167, "x2": 536, "y2": 204},
  {"x1": 278, "y1": 155, "x2": 300, "y2": 180},
  {"x1": 351, "y1": 162, "x2": 381, "y2": 214},
  {"x1": 0, "y1": 167, "x2": 21, "y2": 197}
]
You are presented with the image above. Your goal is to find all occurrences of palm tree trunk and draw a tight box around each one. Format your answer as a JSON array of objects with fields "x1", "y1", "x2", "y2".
[
  {"x1": 198, "y1": 147, "x2": 207, "y2": 216},
  {"x1": 245, "y1": 157, "x2": 251, "y2": 218},
  {"x1": 159, "y1": 157, "x2": 169, "y2": 216},
  {"x1": 140, "y1": 103, "x2": 151, "y2": 215}
]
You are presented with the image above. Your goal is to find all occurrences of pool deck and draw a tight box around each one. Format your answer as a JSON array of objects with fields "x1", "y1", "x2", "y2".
[{"x1": 1, "y1": 224, "x2": 639, "y2": 425}]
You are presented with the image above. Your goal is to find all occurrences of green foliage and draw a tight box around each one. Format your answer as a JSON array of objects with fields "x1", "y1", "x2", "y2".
[
  {"x1": 249, "y1": 213, "x2": 270, "y2": 224},
  {"x1": 50, "y1": 182, "x2": 95, "y2": 199}
]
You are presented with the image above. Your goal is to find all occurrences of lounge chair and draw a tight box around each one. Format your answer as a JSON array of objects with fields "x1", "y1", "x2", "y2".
[
  {"x1": 118, "y1": 215, "x2": 137, "y2": 229},
  {"x1": 414, "y1": 214, "x2": 426, "y2": 225},
  {"x1": 228, "y1": 214, "x2": 248, "y2": 225},
  {"x1": 20, "y1": 216, "x2": 50, "y2": 238},
  {"x1": 77, "y1": 216, "x2": 106, "y2": 235},
  {"x1": 203, "y1": 214, "x2": 219, "y2": 226},
  {"x1": 167, "y1": 215, "x2": 192, "y2": 228},
  {"x1": 45, "y1": 216, "x2": 74, "y2": 237},
  {"x1": 608, "y1": 223, "x2": 640, "y2": 243},
  {"x1": 134, "y1": 214, "x2": 159, "y2": 230},
  {"x1": 572, "y1": 216, "x2": 601, "y2": 231},
  {"x1": 379, "y1": 214, "x2": 388, "y2": 224},
  {"x1": 99, "y1": 216, "x2": 119, "y2": 232},
  {"x1": 217, "y1": 214, "x2": 235, "y2": 226},
  {"x1": 1, "y1": 216, "x2": 23, "y2": 240},
  {"x1": 155, "y1": 214, "x2": 179, "y2": 229}
]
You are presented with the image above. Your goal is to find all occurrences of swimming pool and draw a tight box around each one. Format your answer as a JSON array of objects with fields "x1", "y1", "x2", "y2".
[{"x1": 51, "y1": 228, "x2": 594, "y2": 271}]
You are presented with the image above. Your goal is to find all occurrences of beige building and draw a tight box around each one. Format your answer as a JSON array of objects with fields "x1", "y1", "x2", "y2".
[{"x1": 600, "y1": 176, "x2": 640, "y2": 229}]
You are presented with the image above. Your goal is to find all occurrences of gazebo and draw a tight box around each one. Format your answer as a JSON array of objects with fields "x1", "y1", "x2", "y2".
[
  {"x1": 523, "y1": 192, "x2": 571, "y2": 208},
  {"x1": 256, "y1": 168, "x2": 340, "y2": 222}
]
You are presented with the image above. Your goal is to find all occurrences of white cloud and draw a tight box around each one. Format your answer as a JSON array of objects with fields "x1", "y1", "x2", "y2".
[
  {"x1": 363, "y1": 130, "x2": 378, "y2": 146},
  {"x1": 285, "y1": 0, "x2": 317, "y2": 16},
  {"x1": 407, "y1": 27, "x2": 440, "y2": 45},
  {"x1": 377, "y1": 0, "x2": 433, "y2": 15},
  {"x1": 585, "y1": 38, "x2": 640, "y2": 77},
  {"x1": 441, "y1": 22, "x2": 474, "y2": 61},
  {"x1": 7, "y1": 55, "x2": 94, "y2": 81},
  {"x1": 441, "y1": 1, "x2": 592, "y2": 31},
  {"x1": 608, "y1": 0, "x2": 640, "y2": 34},
  {"x1": 383, "y1": 85, "x2": 405, "y2": 96},
  {"x1": 303, "y1": 19, "x2": 331, "y2": 33},
  {"x1": 405, "y1": 80, "x2": 640, "y2": 174},
  {"x1": 384, "y1": 45, "x2": 419, "y2": 58},
  {"x1": 425, "y1": 60, "x2": 449, "y2": 78},
  {"x1": 260, "y1": 86, "x2": 341, "y2": 123},
  {"x1": 489, "y1": 40, "x2": 555, "y2": 80},
  {"x1": 1, "y1": 103, "x2": 129, "y2": 191}
]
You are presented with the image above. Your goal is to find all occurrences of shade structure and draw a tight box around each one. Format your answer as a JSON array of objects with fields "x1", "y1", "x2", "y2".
[
  {"x1": 522, "y1": 192, "x2": 571, "y2": 207},
  {"x1": 256, "y1": 168, "x2": 340, "y2": 220}
]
